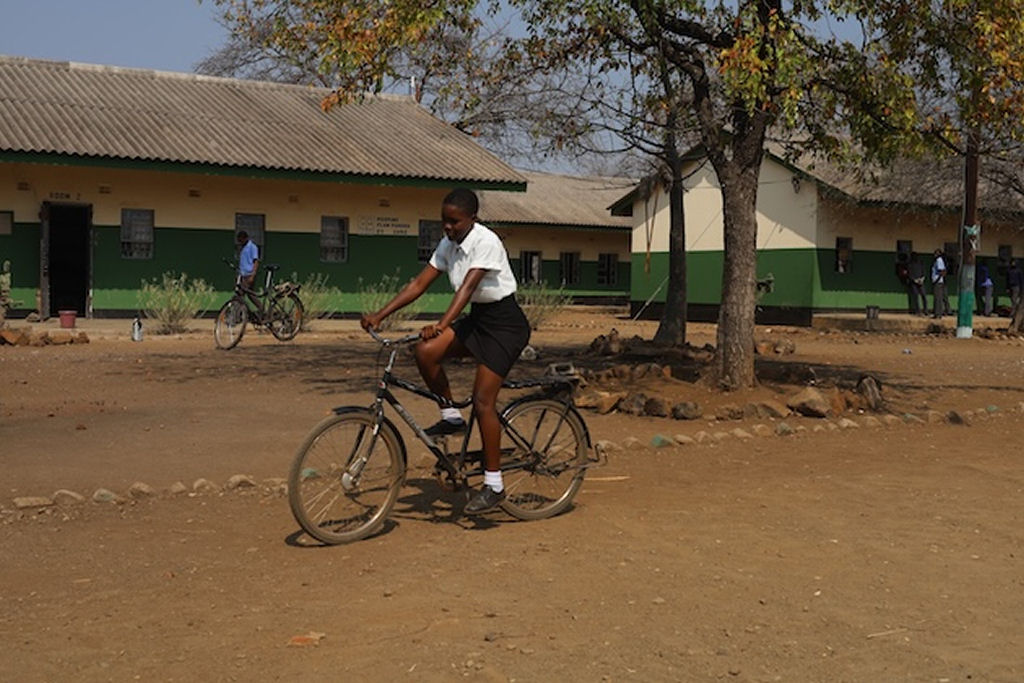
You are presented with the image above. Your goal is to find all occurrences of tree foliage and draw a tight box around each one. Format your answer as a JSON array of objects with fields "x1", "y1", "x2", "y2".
[
  {"x1": 204, "y1": 0, "x2": 1024, "y2": 385},
  {"x1": 204, "y1": 0, "x2": 555, "y2": 166}
]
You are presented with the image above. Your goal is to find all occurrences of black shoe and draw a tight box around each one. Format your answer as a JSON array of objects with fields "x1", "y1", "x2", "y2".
[
  {"x1": 465, "y1": 486, "x2": 506, "y2": 514},
  {"x1": 424, "y1": 418, "x2": 466, "y2": 437}
]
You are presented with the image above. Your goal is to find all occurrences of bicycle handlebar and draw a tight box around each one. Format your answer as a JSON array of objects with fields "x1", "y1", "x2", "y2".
[{"x1": 366, "y1": 327, "x2": 420, "y2": 346}]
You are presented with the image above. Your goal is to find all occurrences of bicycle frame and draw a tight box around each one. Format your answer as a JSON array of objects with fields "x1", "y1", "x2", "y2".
[
  {"x1": 359, "y1": 332, "x2": 582, "y2": 487},
  {"x1": 234, "y1": 267, "x2": 279, "y2": 319}
]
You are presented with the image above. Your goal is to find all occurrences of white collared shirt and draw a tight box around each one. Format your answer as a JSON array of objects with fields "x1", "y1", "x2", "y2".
[
  {"x1": 932, "y1": 255, "x2": 946, "y2": 284},
  {"x1": 428, "y1": 222, "x2": 517, "y2": 303}
]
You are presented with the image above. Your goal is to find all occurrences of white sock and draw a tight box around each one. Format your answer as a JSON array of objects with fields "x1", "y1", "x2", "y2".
[
  {"x1": 440, "y1": 407, "x2": 462, "y2": 423},
  {"x1": 484, "y1": 470, "x2": 504, "y2": 493}
]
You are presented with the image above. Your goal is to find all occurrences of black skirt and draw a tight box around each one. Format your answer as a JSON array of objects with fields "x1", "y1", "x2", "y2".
[{"x1": 452, "y1": 294, "x2": 531, "y2": 378}]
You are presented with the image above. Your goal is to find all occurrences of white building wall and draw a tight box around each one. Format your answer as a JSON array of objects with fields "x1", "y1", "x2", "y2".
[
  {"x1": 818, "y1": 197, "x2": 1024, "y2": 258},
  {"x1": 0, "y1": 162, "x2": 446, "y2": 235},
  {"x1": 630, "y1": 157, "x2": 818, "y2": 254}
]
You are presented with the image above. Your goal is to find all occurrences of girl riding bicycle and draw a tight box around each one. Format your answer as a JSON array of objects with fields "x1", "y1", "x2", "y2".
[{"x1": 361, "y1": 188, "x2": 531, "y2": 514}]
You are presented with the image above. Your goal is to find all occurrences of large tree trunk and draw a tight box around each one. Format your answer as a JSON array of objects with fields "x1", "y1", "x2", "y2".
[
  {"x1": 713, "y1": 163, "x2": 760, "y2": 389},
  {"x1": 653, "y1": 154, "x2": 687, "y2": 345}
]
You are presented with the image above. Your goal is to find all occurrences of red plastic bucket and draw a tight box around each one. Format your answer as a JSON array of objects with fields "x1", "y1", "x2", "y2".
[{"x1": 58, "y1": 310, "x2": 77, "y2": 328}]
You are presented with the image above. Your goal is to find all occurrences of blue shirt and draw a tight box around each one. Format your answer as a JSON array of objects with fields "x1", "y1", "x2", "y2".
[{"x1": 239, "y1": 240, "x2": 259, "y2": 276}]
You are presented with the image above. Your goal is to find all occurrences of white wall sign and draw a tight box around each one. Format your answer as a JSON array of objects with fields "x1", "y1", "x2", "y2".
[{"x1": 354, "y1": 215, "x2": 412, "y2": 236}]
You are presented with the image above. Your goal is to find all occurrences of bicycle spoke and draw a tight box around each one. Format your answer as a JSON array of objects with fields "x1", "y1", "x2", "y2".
[
  {"x1": 311, "y1": 491, "x2": 344, "y2": 525},
  {"x1": 288, "y1": 412, "x2": 404, "y2": 544},
  {"x1": 214, "y1": 299, "x2": 247, "y2": 349},
  {"x1": 499, "y1": 399, "x2": 587, "y2": 520}
]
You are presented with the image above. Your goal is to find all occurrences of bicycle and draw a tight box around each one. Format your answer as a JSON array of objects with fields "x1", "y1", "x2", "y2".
[
  {"x1": 287, "y1": 327, "x2": 604, "y2": 544},
  {"x1": 214, "y1": 261, "x2": 304, "y2": 350}
]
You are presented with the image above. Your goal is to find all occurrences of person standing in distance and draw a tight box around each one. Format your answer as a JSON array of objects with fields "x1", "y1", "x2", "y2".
[
  {"x1": 908, "y1": 252, "x2": 928, "y2": 316},
  {"x1": 930, "y1": 248, "x2": 947, "y2": 319},
  {"x1": 977, "y1": 260, "x2": 994, "y2": 316},
  {"x1": 361, "y1": 188, "x2": 531, "y2": 514},
  {"x1": 1008, "y1": 259, "x2": 1023, "y2": 312},
  {"x1": 236, "y1": 230, "x2": 260, "y2": 291}
]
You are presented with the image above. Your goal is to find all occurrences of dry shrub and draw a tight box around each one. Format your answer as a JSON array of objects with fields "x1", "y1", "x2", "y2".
[
  {"x1": 137, "y1": 272, "x2": 214, "y2": 334},
  {"x1": 518, "y1": 281, "x2": 573, "y2": 330}
]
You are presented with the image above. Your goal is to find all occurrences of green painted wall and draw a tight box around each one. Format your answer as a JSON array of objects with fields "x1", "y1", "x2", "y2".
[
  {"x1": 629, "y1": 247, "x2": 1007, "y2": 312},
  {"x1": 0, "y1": 221, "x2": 40, "y2": 306},
  {"x1": 91, "y1": 226, "x2": 451, "y2": 311},
  {"x1": 631, "y1": 250, "x2": 806, "y2": 306},
  {"x1": 2, "y1": 222, "x2": 629, "y2": 314}
]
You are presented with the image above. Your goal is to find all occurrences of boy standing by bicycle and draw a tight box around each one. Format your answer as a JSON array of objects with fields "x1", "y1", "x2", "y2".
[
  {"x1": 236, "y1": 231, "x2": 260, "y2": 290},
  {"x1": 361, "y1": 188, "x2": 531, "y2": 514}
]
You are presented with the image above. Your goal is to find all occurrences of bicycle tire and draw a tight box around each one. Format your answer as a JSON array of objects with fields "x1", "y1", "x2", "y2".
[
  {"x1": 288, "y1": 410, "x2": 405, "y2": 544},
  {"x1": 268, "y1": 292, "x2": 303, "y2": 342},
  {"x1": 214, "y1": 298, "x2": 248, "y2": 350},
  {"x1": 498, "y1": 398, "x2": 588, "y2": 520}
]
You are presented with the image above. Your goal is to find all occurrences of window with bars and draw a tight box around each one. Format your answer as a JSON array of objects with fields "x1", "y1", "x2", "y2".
[
  {"x1": 559, "y1": 252, "x2": 581, "y2": 286},
  {"x1": 120, "y1": 208, "x2": 154, "y2": 259},
  {"x1": 418, "y1": 220, "x2": 443, "y2": 262},
  {"x1": 320, "y1": 216, "x2": 349, "y2": 263},
  {"x1": 896, "y1": 240, "x2": 912, "y2": 260},
  {"x1": 835, "y1": 237, "x2": 853, "y2": 274},
  {"x1": 235, "y1": 213, "x2": 265, "y2": 248},
  {"x1": 597, "y1": 253, "x2": 618, "y2": 285},
  {"x1": 998, "y1": 244, "x2": 1013, "y2": 265}
]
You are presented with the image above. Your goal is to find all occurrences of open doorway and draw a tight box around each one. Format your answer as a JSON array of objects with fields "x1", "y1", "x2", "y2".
[{"x1": 43, "y1": 203, "x2": 92, "y2": 317}]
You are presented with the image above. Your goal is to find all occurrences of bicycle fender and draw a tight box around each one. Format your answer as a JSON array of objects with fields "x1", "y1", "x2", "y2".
[
  {"x1": 500, "y1": 394, "x2": 592, "y2": 448},
  {"x1": 329, "y1": 406, "x2": 408, "y2": 465}
]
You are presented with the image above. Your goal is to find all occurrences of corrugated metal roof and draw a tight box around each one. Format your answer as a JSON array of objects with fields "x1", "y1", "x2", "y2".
[
  {"x1": 0, "y1": 55, "x2": 525, "y2": 187},
  {"x1": 612, "y1": 145, "x2": 1024, "y2": 219},
  {"x1": 480, "y1": 170, "x2": 635, "y2": 228},
  {"x1": 806, "y1": 155, "x2": 1024, "y2": 216}
]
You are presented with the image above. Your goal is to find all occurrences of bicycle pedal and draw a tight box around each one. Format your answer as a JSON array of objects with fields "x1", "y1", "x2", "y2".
[
  {"x1": 432, "y1": 467, "x2": 463, "y2": 492},
  {"x1": 431, "y1": 433, "x2": 465, "y2": 447}
]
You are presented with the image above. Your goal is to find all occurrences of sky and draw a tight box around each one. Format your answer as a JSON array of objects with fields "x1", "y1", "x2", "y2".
[{"x1": 1, "y1": 0, "x2": 229, "y2": 73}]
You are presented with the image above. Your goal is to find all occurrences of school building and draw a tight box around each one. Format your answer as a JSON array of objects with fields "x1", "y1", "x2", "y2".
[
  {"x1": 613, "y1": 151, "x2": 1024, "y2": 325},
  {"x1": 0, "y1": 56, "x2": 629, "y2": 320},
  {"x1": 480, "y1": 170, "x2": 633, "y2": 302}
]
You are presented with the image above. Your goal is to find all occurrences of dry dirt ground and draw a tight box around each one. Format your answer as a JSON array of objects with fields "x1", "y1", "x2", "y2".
[{"x1": 2, "y1": 311, "x2": 1023, "y2": 682}]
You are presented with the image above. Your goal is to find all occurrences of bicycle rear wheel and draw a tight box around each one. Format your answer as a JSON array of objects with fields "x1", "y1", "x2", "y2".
[
  {"x1": 288, "y1": 410, "x2": 405, "y2": 544},
  {"x1": 214, "y1": 298, "x2": 248, "y2": 350},
  {"x1": 268, "y1": 292, "x2": 303, "y2": 341},
  {"x1": 499, "y1": 398, "x2": 588, "y2": 520}
]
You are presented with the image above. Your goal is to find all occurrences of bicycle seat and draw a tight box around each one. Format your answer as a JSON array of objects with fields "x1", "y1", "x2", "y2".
[{"x1": 264, "y1": 263, "x2": 281, "y2": 272}]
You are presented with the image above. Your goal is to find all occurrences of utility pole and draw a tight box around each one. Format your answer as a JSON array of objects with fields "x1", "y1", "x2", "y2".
[{"x1": 956, "y1": 128, "x2": 980, "y2": 339}]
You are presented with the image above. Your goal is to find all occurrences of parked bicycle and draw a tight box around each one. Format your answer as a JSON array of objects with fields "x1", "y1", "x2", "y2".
[
  {"x1": 288, "y1": 327, "x2": 603, "y2": 544},
  {"x1": 214, "y1": 260, "x2": 304, "y2": 350}
]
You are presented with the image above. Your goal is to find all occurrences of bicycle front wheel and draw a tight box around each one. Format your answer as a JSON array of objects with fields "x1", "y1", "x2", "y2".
[
  {"x1": 499, "y1": 398, "x2": 588, "y2": 520},
  {"x1": 288, "y1": 410, "x2": 405, "y2": 544},
  {"x1": 268, "y1": 292, "x2": 304, "y2": 341},
  {"x1": 214, "y1": 298, "x2": 248, "y2": 350}
]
